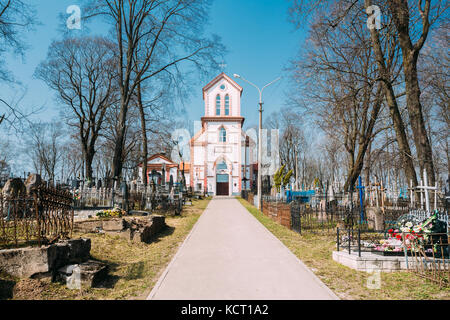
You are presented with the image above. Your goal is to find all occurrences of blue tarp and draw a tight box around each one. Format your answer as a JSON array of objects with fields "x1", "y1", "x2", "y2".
[{"x1": 286, "y1": 190, "x2": 316, "y2": 203}]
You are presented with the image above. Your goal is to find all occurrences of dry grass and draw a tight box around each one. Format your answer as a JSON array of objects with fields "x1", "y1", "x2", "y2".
[
  {"x1": 238, "y1": 197, "x2": 450, "y2": 300},
  {"x1": 1, "y1": 197, "x2": 211, "y2": 300}
]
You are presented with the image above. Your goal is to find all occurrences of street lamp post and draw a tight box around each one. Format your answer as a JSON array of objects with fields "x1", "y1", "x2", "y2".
[{"x1": 233, "y1": 74, "x2": 281, "y2": 210}]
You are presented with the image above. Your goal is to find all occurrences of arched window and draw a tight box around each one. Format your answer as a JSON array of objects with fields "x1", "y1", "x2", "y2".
[
  {"x1": 225, "y1": 95, "x2": 230, "y2": 115},
  {"x1": 216, "y1": 94, "x2": 221, "y2": 115},
  {"x1": 219, "y1": 127, "x2": 226, "y2": 142}
]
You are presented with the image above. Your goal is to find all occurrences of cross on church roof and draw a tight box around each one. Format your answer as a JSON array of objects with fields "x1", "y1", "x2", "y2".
[{"x1": 218, "y1": 62, "x2": 227, "y2": 71}]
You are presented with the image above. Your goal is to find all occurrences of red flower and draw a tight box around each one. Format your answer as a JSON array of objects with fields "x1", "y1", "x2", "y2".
[
  {"x1": 396, "y1": 234, "x2": 402, "y2": 240},
  {"x1": 388, "y1": 229, "x2": 393, "y2": 234}
]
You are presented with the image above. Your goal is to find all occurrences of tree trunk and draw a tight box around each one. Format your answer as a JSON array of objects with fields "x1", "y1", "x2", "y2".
[
  {"x1": 137, "y1": 81, "x2": 148, "y2": 186},
  {"x1": 85, "y1": 148, "x2": 95, "y2": 183},
  {"x1": 112, "y1": 96, "x2": 128, "y2": 182},
  {"x1": 387, "y1": 0, "x2": 435, "y2": 185},
  {"x1": 402, "y1": 54, "x2": 436, "y2": 185},
  {"x1": 364, "y1": 0, "x2": 418, "y2": 189},
  {"x1": 364, "y1": 139, "x2": 372, "y2": 187}
]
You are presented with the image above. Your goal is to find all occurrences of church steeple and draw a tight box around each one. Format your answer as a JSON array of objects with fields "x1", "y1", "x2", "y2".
[{"x1": 202, "y1": 73, "x2": 243, "y2": 117}]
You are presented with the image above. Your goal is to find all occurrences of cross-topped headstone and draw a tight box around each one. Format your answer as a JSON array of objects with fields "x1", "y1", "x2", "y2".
[
  {"x1": 218, "y1": 62, "x2": 227, "y2": 71},
  {"x1": 416, "y1": 169, "x2": 437, "y2": 215}
]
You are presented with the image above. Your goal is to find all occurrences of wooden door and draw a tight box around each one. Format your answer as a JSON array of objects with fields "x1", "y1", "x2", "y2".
[{"x1": 216, "y1": 182, "x2": 229, "y2": 196}]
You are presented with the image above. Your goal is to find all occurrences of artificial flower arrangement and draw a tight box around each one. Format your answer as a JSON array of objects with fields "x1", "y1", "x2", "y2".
[
  {"x1": 73, "y1": 190, "x2": 81, "y2": 201},
  {"x1": 96, "y1": 207, "x2": 125, "y2": 218},
  {"x1": 372, "y1": 214, "x2": 441, "y2": 256}
]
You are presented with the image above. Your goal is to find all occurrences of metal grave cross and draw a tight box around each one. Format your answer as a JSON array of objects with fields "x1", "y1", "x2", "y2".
[
  {"x1": 356, "y1": 176, "x2": 365, "y2": 224},
  {"x1": 416, "y1": 169, "x2": 437, "y2": 215}
]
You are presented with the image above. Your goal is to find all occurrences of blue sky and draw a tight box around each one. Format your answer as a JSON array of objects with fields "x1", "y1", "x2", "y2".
[
  {"x1": 198, "y1": 0, "x2": 305, "y2": 128},
  {"x1": 1, "y1": 0, "x2": 306, "y2": 131}
]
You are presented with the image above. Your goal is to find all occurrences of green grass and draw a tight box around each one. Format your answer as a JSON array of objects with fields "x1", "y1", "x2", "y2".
[
  {"x1": 1, "y1": 197, "x2": 211, "y2": 300},
  {"x1": 238, "y1": 197, "x2": 450, "y2": 300}
]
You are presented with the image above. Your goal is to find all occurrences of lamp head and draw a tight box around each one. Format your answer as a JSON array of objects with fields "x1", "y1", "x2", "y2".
[{"x1": 233, "y1": 74, "x2": 240, "y2": 78}]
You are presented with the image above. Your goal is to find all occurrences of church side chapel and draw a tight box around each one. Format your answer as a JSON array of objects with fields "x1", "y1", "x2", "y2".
[
  {"x1": 190, "y1": 73, "x2": 256, "y2": 196},
  {"x1": 137, "y1": 153, "x2": 191, "y2": 187}
]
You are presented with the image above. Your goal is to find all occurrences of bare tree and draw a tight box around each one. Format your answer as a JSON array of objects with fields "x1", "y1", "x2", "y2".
[
  {"x1": 362, "y1": 0, "x2": 419, "y2": 189},
  {"x1": 0, "y1": 89, "x2": 39, "y2": 131},
  {"x1": 134, "y1": 72, "x2": 176, "y2": 185},
  {"x1": 84, "y1": 0, "x2": 224, "y2": 181},
  {"x1": 0, "y1": 0, "x2": 37, "y2": 82},
  {"x1": 266, "y1": 108, "x2": 306, "y2": 186},
  {"x1": 26, "y1": 121, "x2": 64, "y2": 183},
  {"x1": 384, "y1": 0, "x2": 447, "y2": 186},
  {"x1": 289, "y1": 0, "x2": 447, "y2": 190},
  {"x1": 419, "y1": 22, "x2": 449, "y2": 180},
  {"x1": 290, "y1": 4, "x2": 387, "y2": 191},
  {"x1": 0, "y1": 0, "x2": 38, "y2": 130},
  {"x1": 35, "y1": 36, "x2": 118, "y2": 182}
]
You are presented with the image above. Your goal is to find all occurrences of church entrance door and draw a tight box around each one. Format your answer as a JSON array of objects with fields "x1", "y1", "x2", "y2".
[{"x1": 216, "y1": 174, "x2": 229, "y2": 196}]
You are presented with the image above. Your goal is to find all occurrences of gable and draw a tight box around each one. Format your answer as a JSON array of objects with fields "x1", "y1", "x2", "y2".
[
  {"x1": 202, "y1": 72, "x2": 242, "y2": 100},
  {"x1": 146, "y1": 154, "x2": 176, "y2": 165}
]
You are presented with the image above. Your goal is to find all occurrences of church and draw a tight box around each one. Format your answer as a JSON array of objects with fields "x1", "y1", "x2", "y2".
[{"x1": 189, "y1": 73, "x2": 256, "y2": 196}]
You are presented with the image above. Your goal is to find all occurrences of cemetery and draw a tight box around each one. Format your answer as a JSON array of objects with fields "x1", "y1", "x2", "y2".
[
  {"x1": 0, "y1": 172, "x2": 204, "y2": 299},
  {"x1": 1, "y1": 0, "x2": 449, "y2": 303},
  {"x1": 241, "y1": 167, "x2": 450, "y2": 290}
]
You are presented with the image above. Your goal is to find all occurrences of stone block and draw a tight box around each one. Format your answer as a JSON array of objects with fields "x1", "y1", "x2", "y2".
[
  {"x1": 73, "y1": 220, "x2": 103, "y2": 233},
  {"x1": 66, "y1": 238, "x2": 91, "y2": 263},
  {"x1": 129, "y1": 210, "x2": 149, "y2": 216},
  {"x1": 365, "y1": 259, "x2": 383, "y2": 272},
  {"x1": 382, "y1": 260, "x2": 401, "y2": 270},
  {"x1": 57, "y1": 260, "x2": 108, "y2": 288},
  {"x1": 25, "y1": 173, "x2": 42, "y2": 195},
  {"x1": 0, "y1": 245, "x2": 58, "y2": 278},
  {"x1": 102, "y1": 218, "x2": 125, "y2": 232},
  {"x1": 366, "y1": 207, "x2": 384, "y2": 230},
  {"x1": 356, "y1": 260, "x2": 366, "y2": 270},
  {"x1": 0, "y1": 238, "x2": 91, "y2": 278},
  {"x1": 53, "y1": 238, "x2": 91, "y2": 268},
  {"x1": 116, "y1": 229, "x2": 132, "y2": 241}
]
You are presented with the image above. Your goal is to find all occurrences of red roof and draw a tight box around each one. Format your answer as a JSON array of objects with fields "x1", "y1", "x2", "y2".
[{"x1": 137, "y1": 153, "x2": 176, "y2": 167}]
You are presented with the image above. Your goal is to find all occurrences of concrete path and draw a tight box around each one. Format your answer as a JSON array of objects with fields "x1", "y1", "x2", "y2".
[{"x1": 148, "y1": 197, "x2": 339, "y2": 300}]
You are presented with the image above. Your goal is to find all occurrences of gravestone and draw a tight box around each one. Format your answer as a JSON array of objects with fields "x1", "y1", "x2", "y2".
[
  {"x1": 366, "y1": 207, "x2": 384, "y2": 230},
  {"x1": 25, "y1": 173, "x2": 42, "y2": 195},
  {"x1": 2, "y1": 178, "x2": 26, "y2": 199}
]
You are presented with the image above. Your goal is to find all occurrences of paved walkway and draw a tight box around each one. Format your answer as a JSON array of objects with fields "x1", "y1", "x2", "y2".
[{"x1": 148, "y1": 197, "x2": 338, "y2": 300}]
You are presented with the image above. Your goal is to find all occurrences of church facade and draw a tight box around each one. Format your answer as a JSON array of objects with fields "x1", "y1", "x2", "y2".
[{"x1": 189, "y1": 73, "x2": 256, "y2": 196}]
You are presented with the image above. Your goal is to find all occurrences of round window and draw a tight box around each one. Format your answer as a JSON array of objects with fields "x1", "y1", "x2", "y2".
[{"x1": 220, "y1": 84, "x2": 226, "y2": 90}]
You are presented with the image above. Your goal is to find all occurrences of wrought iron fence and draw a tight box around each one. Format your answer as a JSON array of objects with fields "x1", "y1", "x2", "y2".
[
  {"x1": 336, "y1": 227, "x2": 449, "y2": 287},
  {"x1": 0, "y1": 185, "x2": 74, "y2": 248},
  {"x1": 71, "y1": 183, "x2": 185, "y2": 214},
  {"x1": 73, "y1": 187, "x2": 115, "y2": 208},
  {"x1": 289, "y1": 200, "x2": 362, "y2": 234}
]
